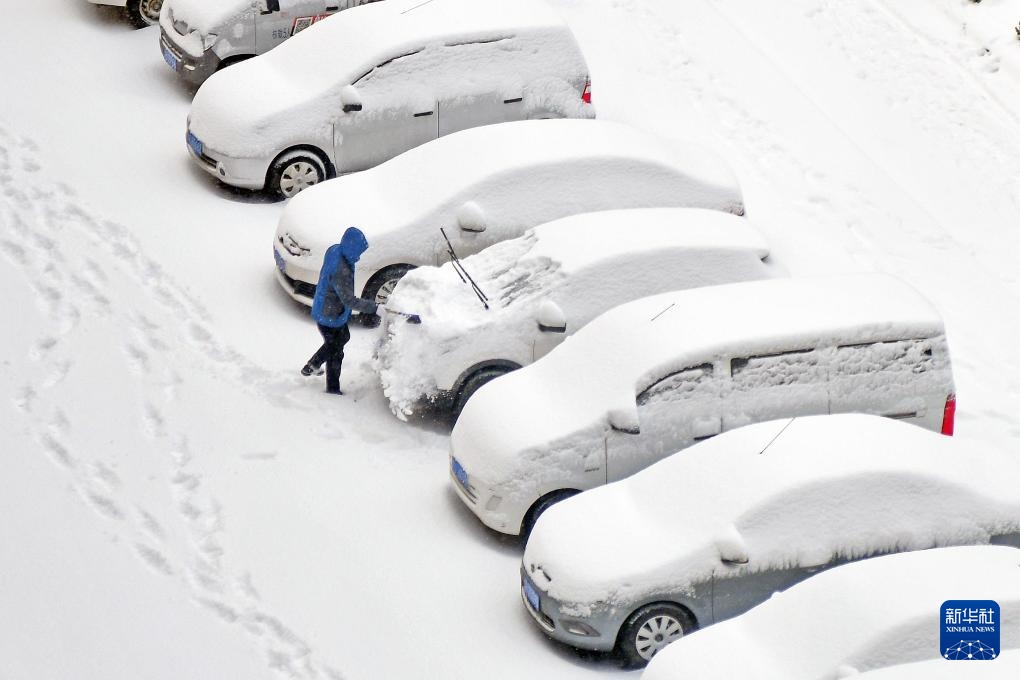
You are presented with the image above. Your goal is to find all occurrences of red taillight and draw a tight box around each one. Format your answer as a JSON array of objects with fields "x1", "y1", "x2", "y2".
[
  {"x1": 581, "y1": 78, "x2": 592, "y2": 104},
  {"x1": 941, "y1": 393, "x2": 956, "y2": 436}
]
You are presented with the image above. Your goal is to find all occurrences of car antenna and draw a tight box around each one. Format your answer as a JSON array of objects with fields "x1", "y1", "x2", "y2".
[
  {"x1": 758, "y1": 417, "x2": 796, "y2": 455},
  {"x1": 441, "y1": 227, "x2": 489, "y2": 310},
  {"x1": 650, "y1": 303, "x2": 675, "y2": 322}
]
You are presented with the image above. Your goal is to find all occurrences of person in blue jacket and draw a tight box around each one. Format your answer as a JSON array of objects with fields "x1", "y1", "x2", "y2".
[{"x1": 301, "y1": 227, "x2": 385, "y2": 394}]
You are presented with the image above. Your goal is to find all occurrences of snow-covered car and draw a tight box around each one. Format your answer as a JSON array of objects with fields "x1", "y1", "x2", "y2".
[
  {"x1": 160, "y1": 0, "x2": 381, "y2": 86},
  {"x1": 523, "y1": 417, "x2": 1020, "y2": 667},
  {"x1": 638, "y1": 544, "x2": 1020, "y2": 676},
  {"x1": 187, "y1": 0, "x2": 594, "y2": 197},
  {"x1": 450, "y1": 274, "x2": 957, "y2": 537},
  {"x1": 379, "y1": 208, "x2": 776, "y2": 419},
  {"x1": 87, "y1": 0, "x2": 161, "y2": 28},
  {"x1": 274, "y1": 119, "x2": 745, "y2": 309}
]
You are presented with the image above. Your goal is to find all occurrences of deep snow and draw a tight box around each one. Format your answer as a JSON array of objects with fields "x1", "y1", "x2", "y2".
[{"x1": 3, "y1": 0, "x2": 1020, "y2": 678}]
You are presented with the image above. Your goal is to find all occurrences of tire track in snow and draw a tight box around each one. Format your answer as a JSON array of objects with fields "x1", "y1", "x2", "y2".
[{"x1": 0, "y1": 123, "x2": 348, "y2": 680}]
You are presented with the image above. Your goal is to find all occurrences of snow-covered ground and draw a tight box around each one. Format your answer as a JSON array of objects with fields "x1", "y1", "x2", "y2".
[{"x1": 2, "y1": 0, "x2": 1019, "y2": 678}]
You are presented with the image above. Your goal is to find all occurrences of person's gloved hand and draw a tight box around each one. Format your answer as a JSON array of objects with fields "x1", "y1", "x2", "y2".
[{"x1": 374, "y1": 303, "x2": 387, "y2": 317}]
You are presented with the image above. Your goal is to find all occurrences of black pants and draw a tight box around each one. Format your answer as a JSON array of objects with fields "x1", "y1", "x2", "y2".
[{"x1": 308, "y1": 323, "x2": 351, "y2": 393}]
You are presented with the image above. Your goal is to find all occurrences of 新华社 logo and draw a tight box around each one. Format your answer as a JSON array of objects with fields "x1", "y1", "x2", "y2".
[{"x1": 941, "y1": 600, "x2": 1000, "y2": 660}]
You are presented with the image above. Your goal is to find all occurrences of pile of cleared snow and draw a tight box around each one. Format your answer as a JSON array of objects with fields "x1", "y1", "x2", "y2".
[
  {"x1": 846, "y1": 651, "x2": 1020, "y2": 679},
  {"x1": 189, "y1": 0, "x2": 590, "y2": 157},
  {"x1": 641, "y1": 545, "x2": 1020, "y2": 680},
  {"x1": 378, "y1": 208, "x2": 772, "y2": 417},
  {"x1": 525, "y1": 416, "x2": 1020, "y2": 613}
]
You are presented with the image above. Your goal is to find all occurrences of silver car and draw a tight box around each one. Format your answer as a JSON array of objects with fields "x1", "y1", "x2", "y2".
[
  {"x1": 521, "y1": 415, "x2": 1020, "y2": 667},
  {"x1": 186, "y1": 0, "x2": 593, "y2": 197}
]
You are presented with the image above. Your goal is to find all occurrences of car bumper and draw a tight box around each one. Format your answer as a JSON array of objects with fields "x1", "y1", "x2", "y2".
[
  {"x1": 273, "y1": 246, "x2": 318, "y2": 306},
  {"x1": 449, "y1": 459, "x2": 517, "y2": 535},
  {"x1": 186, "y1": 129, "x2": 268, "y2": 190},
  {"x1": 520, "y1": 567, "x2": 618, "y2": 653},
  {"x1": 160, "y1": 29, "x2": 220, "y2": 86}
]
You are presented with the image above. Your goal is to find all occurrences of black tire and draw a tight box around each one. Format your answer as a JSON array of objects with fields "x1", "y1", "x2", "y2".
[
  {"x1": 126, "y1": 0, "x2": 162, "y2": 27},
  {"x1": 267, "y1": 150, "x2": 329, "y2": 199},
  {"x1": 617, "y1": 603, "x2": 695, "y2": 668},
  {"x1": 520, "y1": 489, "x2": 579, "y2": 542},
  {"x1": 453, "y1": 367, "x2": 512, "y2": 419},
  {"x1": 358, "y1": 264, "x2": 416, "y2": 327},
  {"x1": 218, "y1": 55, "x2": 255, "y2": 71}
]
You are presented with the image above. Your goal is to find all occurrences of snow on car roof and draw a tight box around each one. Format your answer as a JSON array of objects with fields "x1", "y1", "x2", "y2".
[
  {"x1": 641, "y1": 545, "x2": 1020, "y2": 680},
  {"x1": 452, "y1": 273, "x2": 944, "y2": 472},
  {"x1": 524, "y1": 416, "x2": 1020, "y2": 609},
  {"x1": 844, "y1": 652, "x2": 1020, "y2": 680},
  {"x1": 189, "y1": 0, "x2": 584, "y2": 156},
  {"x1": 279, "y1": 120, "x2": 744, "y2": 248}
]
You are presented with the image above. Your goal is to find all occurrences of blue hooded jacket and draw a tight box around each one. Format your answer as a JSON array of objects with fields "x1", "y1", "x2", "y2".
[{"x1": 311, "y1": 227, "x2": 378, "y2": 327}]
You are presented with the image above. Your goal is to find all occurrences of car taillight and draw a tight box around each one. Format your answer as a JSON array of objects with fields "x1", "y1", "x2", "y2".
[
  {"x1": 582, "y1": 78, "x2": 592, "y2": 104},
  {"x1": 941, "y1": 393, "x2": 956, "y2": 436}
]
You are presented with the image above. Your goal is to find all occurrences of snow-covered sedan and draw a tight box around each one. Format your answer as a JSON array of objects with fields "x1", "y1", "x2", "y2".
[
  {"x1": 87, "y1": 0, "x2": 161, "y2": 28},
  {"x1": 523, "y1": 417, "x2": 1020, "y2": 667},
  {"x1": 450, "y1": 274, "x2": 956, "y2": 537},
  {"x1": 379, "y1": 208, "x2": 776, "y2": 419},
  {"x1": 160, "y1": 0, "x2": 381, "y2": 85},
  {"x1": 187, "y1": 0, "x2": 594, "y2": 197},
  {"x1": 639, "y1": 544, "x2": 1020, "y2": 676},
  {"x1": 274, "y1": 119, "x2": 744, "y2": 310}
]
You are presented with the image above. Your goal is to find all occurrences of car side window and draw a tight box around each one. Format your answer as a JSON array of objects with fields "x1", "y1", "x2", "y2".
[
  {"x1": 831, "y1": 338, "x2": 941, "y2": 377},
  {"x1": 729, "y1": 349, "x2": 825, "y2": 390},
  {"x1": 637, "y1": 363, "x2": 714, "y2": 406}
]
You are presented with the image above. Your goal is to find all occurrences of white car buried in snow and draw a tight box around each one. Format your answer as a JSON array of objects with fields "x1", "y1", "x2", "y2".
[
  {"x1": 274, "y1": 119, "x2": 745, "y2": 310},
  {"x1": 186, "y1": 0, "x2": 594, "y2": 197},
  {"x1": 638, "y1": 544, "x2": 1020, "y2": 676},
  {"x1": 449, "y1": 274, "x2": 957, "y2": 537},
  {"x1": 87, "y1": 0, "x2": 162, "y2": 28},
  {"x1": 378, "y1": 208, "x2": 777, "y2": 419},
  {"x1": 523, "y1": 417, "x2": 1020, "y2": 667}
]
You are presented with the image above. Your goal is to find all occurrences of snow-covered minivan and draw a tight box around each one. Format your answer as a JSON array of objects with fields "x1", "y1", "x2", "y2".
[
  {"x1": 274, "y1": 120, "x2": 744, "y2": 311},
  {"x1": 186, "y1": 0, "x2": 594, "y2": 197},
  {"x1": 449, "y1": 274, "x2": 957, "y2": 537},
  {"x1": 159, "y1": 0, "x2": 381, "y2": 85},
  {"x1": 87, "y1": 0, "x2": 162, "y2": 28},
  {"x1": 379, "y1": 208, "x2": 777, "y2": 419}
]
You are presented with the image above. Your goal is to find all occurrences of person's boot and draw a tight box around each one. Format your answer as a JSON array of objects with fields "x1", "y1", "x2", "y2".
[{"x1": 301, "y1": 363, "x2": 324, "y2": 377}]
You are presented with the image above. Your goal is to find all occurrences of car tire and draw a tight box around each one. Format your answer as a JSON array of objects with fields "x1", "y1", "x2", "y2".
[
  {"x1": 126, "y1": 0, "x2": 162, "y2": 27},
  {"x1": 268, "y1": 150, "x2": 329, "y2": 199},
  {"x1": 617, "y1": 603, "x2": 695, "y2": 668},
  {"x1": 218, "y1": 55, "x2": 255, "y2": 71},
  {"x1": 453, "y1": 367, "x2": 513, "y2": 419},
  {"x1": 359, "y1": 264, "x2": 416, "y2": 327},
  {"x1": 521, "y1": 489, "x2": 579, "y2": 542}
]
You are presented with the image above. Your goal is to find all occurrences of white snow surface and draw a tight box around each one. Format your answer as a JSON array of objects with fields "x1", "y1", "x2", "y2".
[
  {"x1": 524, "y1": 414, "x2": 1020, "y2": 608},
  {"x1": 188, "y1": 0, "x2": 590, "y2": 157},
  {"x1": 378, "y1": 208, "x2": 774, "y2": 416},
  {"x1": 166, "y1": 0, "x2": 246, "y2": 37},
  {"x1": 641, "y1": 545, "x2": 1020, "y2": 680},
  {"x1": 451, "y1": 274, "x2": 946, "y2": 485},
  {"x1": 277, "y1": 119, "x2": 744, "y2": 290},
  {"x1": 6, "y1": 0, "x2": 1020, "y2": 677},
  {"x1": 850, "y1": 651, "x2": 1020, "y2": 680}
]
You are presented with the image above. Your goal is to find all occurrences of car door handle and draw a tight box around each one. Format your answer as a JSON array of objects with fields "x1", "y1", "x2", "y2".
[
  {"x1": 414, "y1": 111, "x2": 434, "y2": 117},
  {"x1": 503, "y1": 97, "x2": 523, "y2": 104}
]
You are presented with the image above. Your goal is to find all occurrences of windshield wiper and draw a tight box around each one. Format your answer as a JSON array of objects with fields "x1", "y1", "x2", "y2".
[{"x1": 441, "y1": 227, "x2": 489, "y2": 310}]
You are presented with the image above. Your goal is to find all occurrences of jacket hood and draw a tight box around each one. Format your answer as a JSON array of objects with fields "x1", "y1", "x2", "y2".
[{"x1": 339, "y1": 227, "x2": 369, "y2": 263}]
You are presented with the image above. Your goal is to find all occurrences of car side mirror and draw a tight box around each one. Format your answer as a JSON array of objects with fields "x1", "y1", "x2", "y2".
[
  {"x1": 536, "y1": 300, "x2": 567, "y2": 334},
  {"x1": 716, "y1": 525, "x2": 749, "y2": 565},
  {"x1": 456, "y1": 201, "x2": 486, "y2": 233},
  {"x1": 608, "y1": 405, "x2": 640, "y2": 435},
  {"x1": 341, "y1": 85, "x2": 363, "y2": 113}
]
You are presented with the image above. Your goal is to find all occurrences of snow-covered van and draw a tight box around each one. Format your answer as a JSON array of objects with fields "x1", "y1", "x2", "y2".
[
  {"x1": 379, "y1": 208, "x2": 777, "y2": 419},
  {"x1": 87, "y1": 0, "x2": 162, "y2": 28},
  {"x1": 274, "y1": 120, "x2": 745, "y2": 312},
  {"x1": 186, "y1": 0, "x2": 594, "y2": 197},
  {"x1": 449, "y1": 274, "x2": 957, "y2": 537},
  {"x1": 524, "y1": 418, "x2": 1020, "y2": 666},
  {"x1": 159, "y1": 0, "x2": 381, "y2": 85}
]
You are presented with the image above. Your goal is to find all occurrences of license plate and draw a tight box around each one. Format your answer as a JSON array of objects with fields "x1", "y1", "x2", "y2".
[
  {"x1": 162, "y1": 46, "x2": 179, "y2": 71},
  {"x1": 187, "y1": 131, "x2": 204, "y2": 157},
  {"x1": 452, "y1": 458, "x2": 469, "y2": 489},
  {"x1": 523, "y1": 577, "x2": 540, "y2": 613},
  {"x1": 274, "y1": 248, "x2": 286, "y2": 274}
]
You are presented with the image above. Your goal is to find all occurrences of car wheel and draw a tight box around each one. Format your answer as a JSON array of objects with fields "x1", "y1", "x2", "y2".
[
  {"x1": 218, "y1": 55, "x2": 255, "y2": 71},
  {"x1": 617, "y1": 603, "x2": 695, "y2": 668},
  {"x1": 268, "y1": 151, "x2": 328, "y2": 199},
  {"x1": 359, "y1": 264, "x2": 416, "y2": 327},
  {"x1": 126, "y1": 0, "x2": 162, "y2": 27},
  {"x1": 521, "y1": 489, "x2": 579, "y2": 541},
  {"x1": 453, "y1": 367, "x2": 513, "y2": 419}
]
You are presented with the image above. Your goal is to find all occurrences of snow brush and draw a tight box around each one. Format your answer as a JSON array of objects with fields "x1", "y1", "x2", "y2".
[{"x1": 391, "y1": 310, "x2": 422, "y2": 324}]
